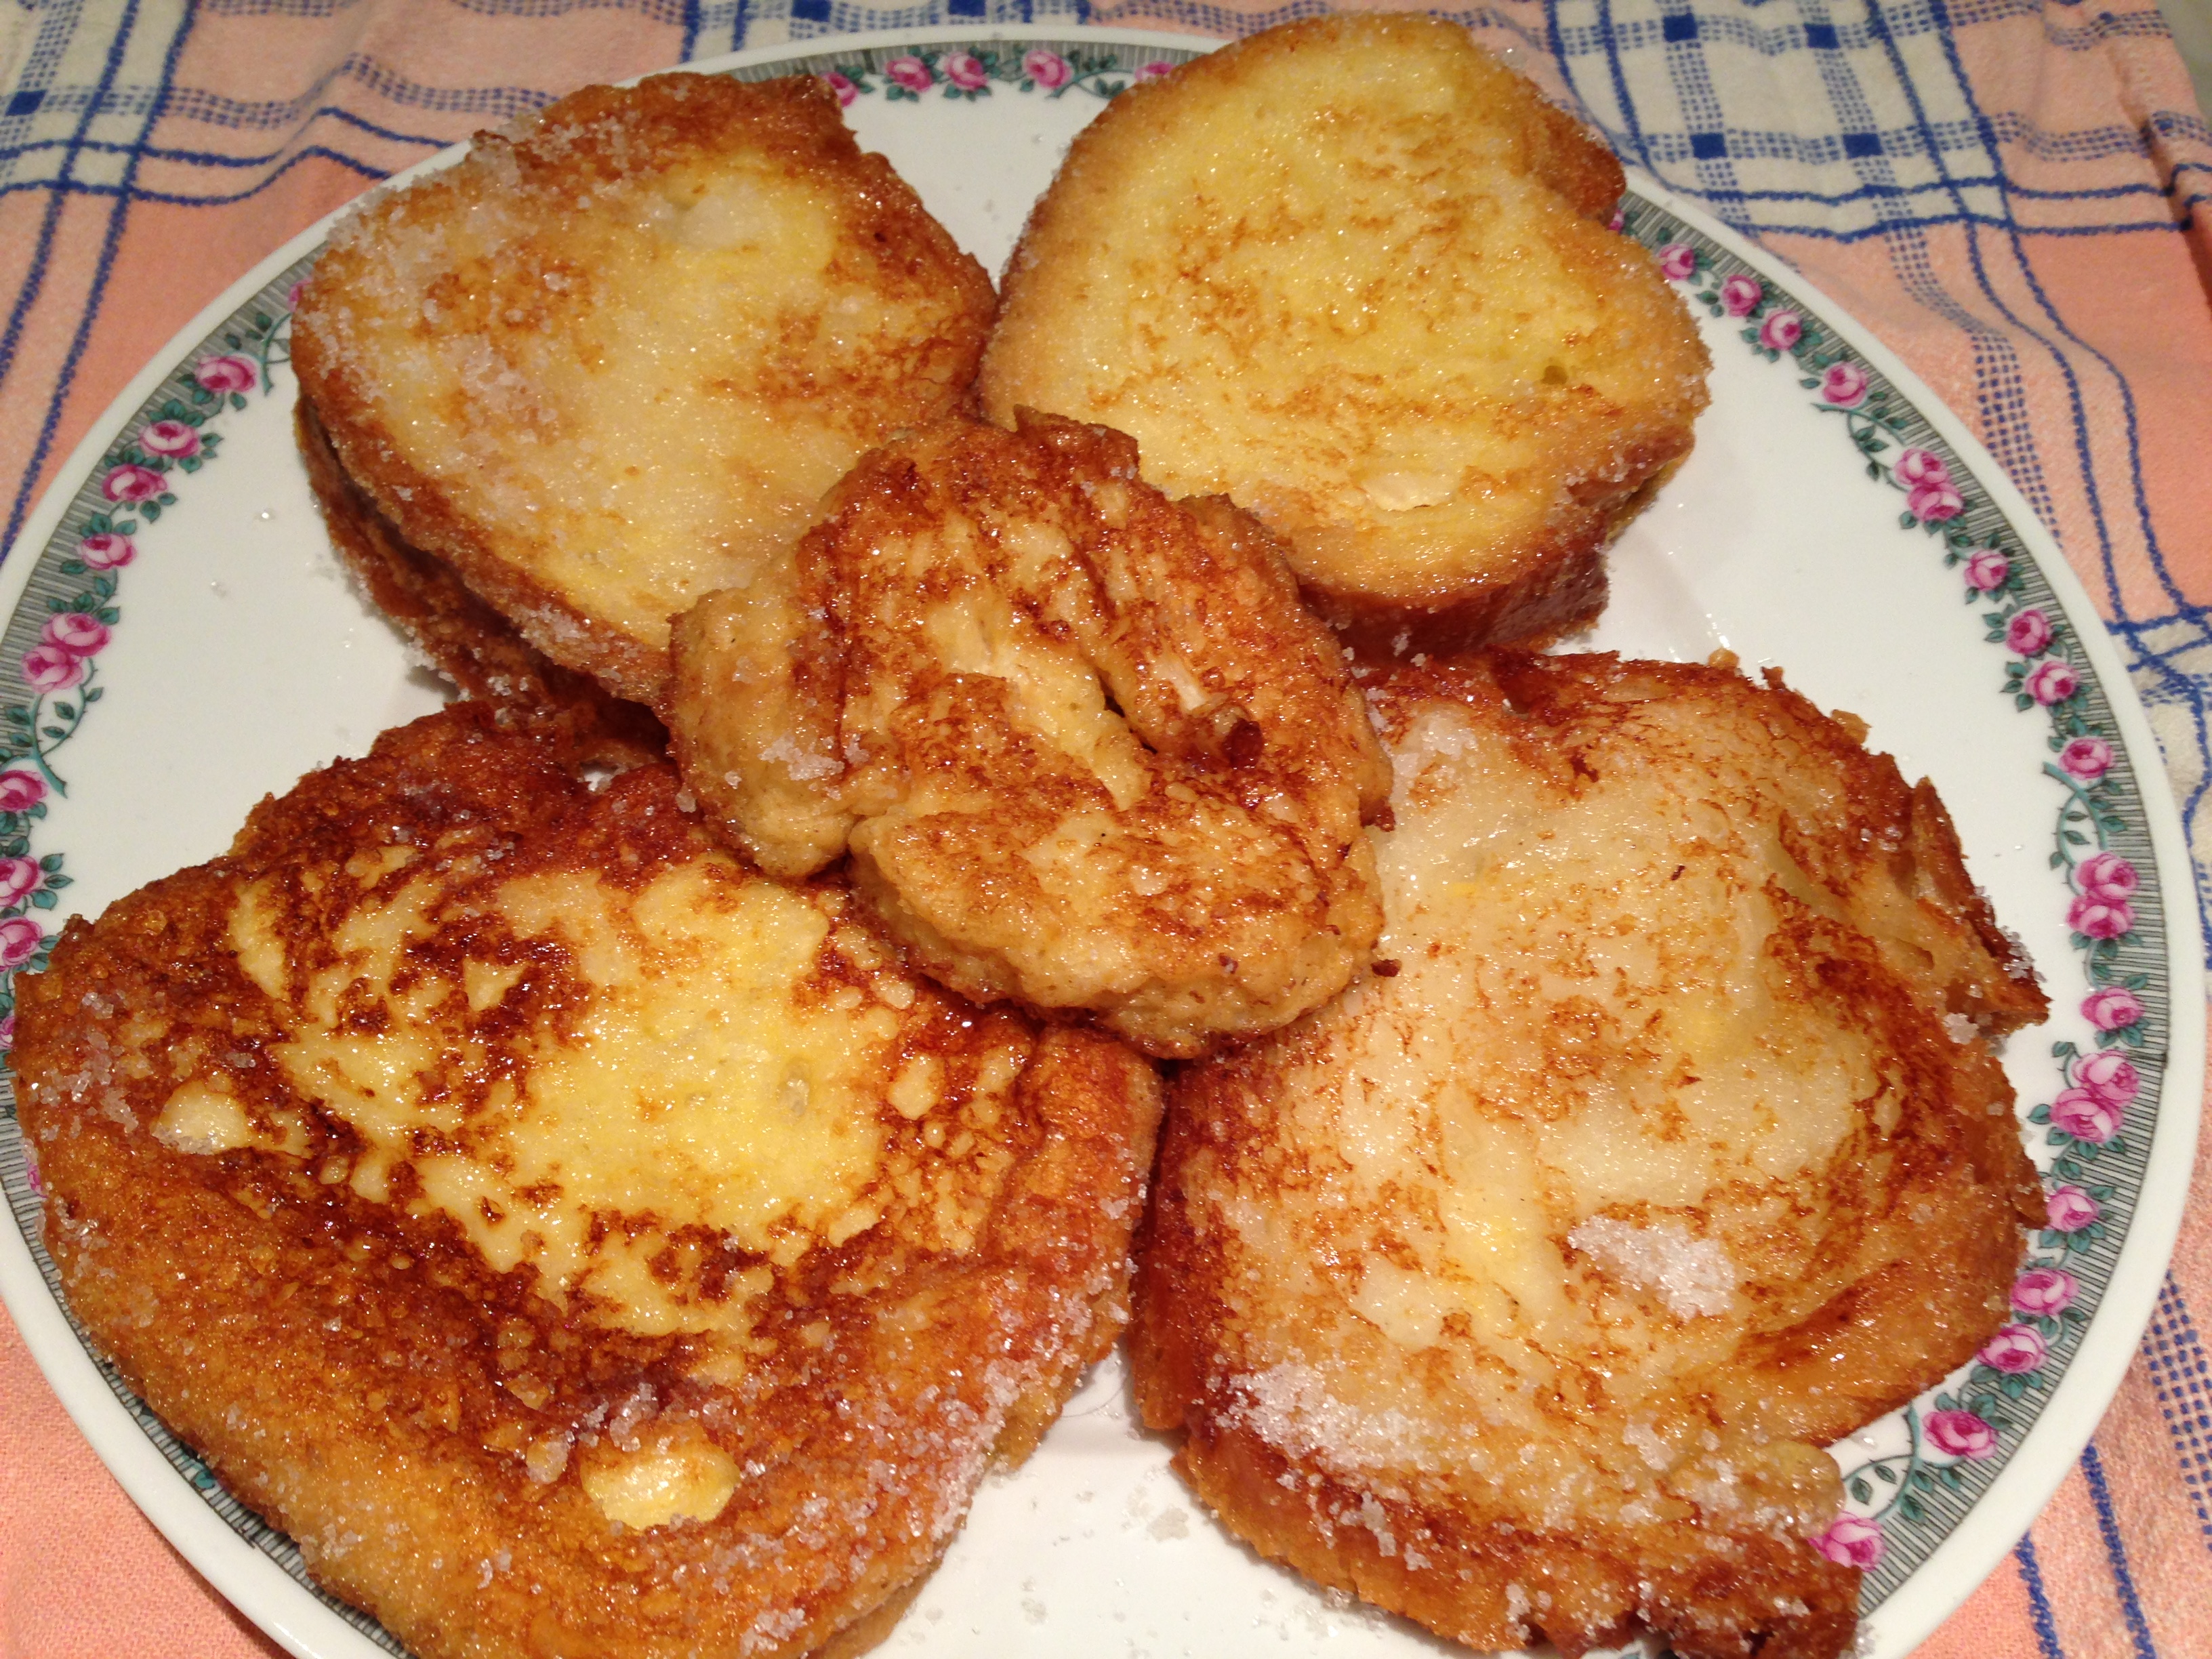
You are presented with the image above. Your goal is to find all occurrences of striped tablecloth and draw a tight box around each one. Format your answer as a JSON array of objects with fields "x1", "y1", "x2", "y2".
[{"x1": 2, "y1": 1, "x2": 2208, "y2": 1654}]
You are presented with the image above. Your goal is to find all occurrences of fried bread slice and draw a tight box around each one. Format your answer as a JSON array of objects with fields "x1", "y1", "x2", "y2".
[
  {"x1": 979, "y1": 16, "x2": 1710, "y2": 656},
  {"x1": 1132, "y1": 653, "x2": 2045, "y2": 1659},
  {"x1": 666, "y1": 412, "x2": 1392, "y2": 1058},
  {"x1": 293, "y1": 72, "x2": 996, "y2": 706},
  {"x1": 16, "y1": 702, "x2": 1162, "y2": 1659},
  {"x1": 297, "y1": 399, "x2": 670, "y2": 769}
]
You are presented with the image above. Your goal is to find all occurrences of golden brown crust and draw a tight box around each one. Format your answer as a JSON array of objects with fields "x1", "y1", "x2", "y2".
[
  {"x1": 1148, "y1": 1418, "x2": 1859, "y2": 1659},
  {"x1": 667, "y1": 412, "x2": 1393, "y2": 1058},
  {"x1": 297, "y1": 399, "x2": 670, "y2": 770},
  {"x1": 1132, "y1": 652, "x2": 2044, "y2": 1659},
  {"x1": 293, "y1": 71, "x2": 996, "y2": 707},
  {"x1": 979, "y1": 15, "x2": 1709, "y2": 657},
  {"x1": 1301, "y1": 521, "x2": 1612, "y2": 660},
  {"x1": 18, "y1": 703, "x2": 1162, "y2": 1659},
  {"x1": 1305, "y1": 451, "x2": 1694, "y2": 659}
]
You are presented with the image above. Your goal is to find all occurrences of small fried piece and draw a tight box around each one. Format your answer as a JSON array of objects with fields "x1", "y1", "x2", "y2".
[
  {"x1": 17, "y1": 703, "x2": 1163, "y2": 1659},
  {"x1": 293, "y1": 71, "x2": 996, "y2": 705},
  {"x1": 667, "y1": 412, "x2": 1391, "y2": 1058},
  {"x1": 980, "y1": 15, "x2": 1711, "y2": 655},
  {"x1": 1134, "y1": 653, "x2": 2046, "y2": 1659}
]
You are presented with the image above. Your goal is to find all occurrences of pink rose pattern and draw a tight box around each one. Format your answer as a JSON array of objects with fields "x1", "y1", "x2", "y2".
[
  {"x1": 1022, "y1": 49, "x2": 1073, "y2": 90},
  {"x1": 1820, "y1": 361, "x2": 1867, "y2": 407},
  {"x1": 2025, "y1": 658, "x2": 2078, "y2": 705},
  {"x1": 2068, "y1": 859, "x2": 2137, "y2": 941},
  {"x1": 2081, "y1": 987, "x2": 2142, "y2": 1031},
  {"x1": 0, "y1": 752, "x2": 60, "y2": 992},
  {"x1": 2064, "y1": 893, "x2": 2131, "y2": 940},
  {"x1": 41, "y1": 612, "x2": 109, "y2": 656},
  {"x1": 2076, "y1": 852, "x2": 2138, "y2": 901},
  {"x1": 1924, "y1": 1410, "x2": 1999, "y2": 1460},
  {"x1": 1895, "y1": 447, "x2": 1947, "y2": 487},
  {"x1": 0, "y1": 755, "x2": 56, "y2": 983},
  {"x1": 19, "y1": 645, "x2": 83, "y2": 694},
  {"x1": 2060, "y1": 736, "x2": 2112, "y2": 781},
  {"x1": 0, "y1": 857, "x2": 39, "y2": 907},
  {"x1": 21, "y1": 607, "x2": 110, "y2": 697},
  {"x1": 2013, "y1": 1268, "x2": 2078, "y2": 1318},
  {"x1": 1756, "y1": 308, "x2": 1803, "y2": 352},
  {"x1": 102, "y1": 463, "x2": 164, "y2": 503},
  {"x1": 1980, "y1": 1324, "x2": 2048, "y2": 1373},
  {"x1": 194, "y1": 354, "x2": 257, "y2": 394},
  {"x1": 825, "y1": 46, "x2": 1139, "y2": 106},
  {"x1": 1895, "y1": 447, "x2": 1964, "y2": 522},
  {"x1": 4, "y1": 180, "x2": 2156, "y2": 1589},
  {"x1": 1719, "y1": 272, "x2": 1763, "y2": 316},
  {"x1": 2074, "y1": 1048, "x2": 2139, "y2": 1105},
  {"x1": 1963, "y1": 547, "x2": 2009, "y2": 591},
  {"x1": 884, "y1": 55, "x2": 933, "y2": 92},
  {"x1": 138, "y1": 419, "x2": 201, "y2": 459},
  {"x1": 2045, "y1": 1185, "x2": 2100, "y2": 1231},
  {"x1": 1645, "y1": 219, "x2": 2163, "y2": 1567},
  {"x1": 1814, "y1": 1515, "x2": 1885, "y2": 1570},
  {"x1": 77, "y1": 532, "x2": 136, "y2": 571},
  {"x1": 0, "y1": 258, "x2": 285, "y2": 1050},
  {"x1": 2005, "y1": 607, "x2": 2053, "y2": 656},
  {"x1": 1910, "y1": 477, "x2": 1965, "y2": 521},
  {"x1": 2026, "y1": 1029, "x2": 2142, "y2": 1368},
  {"x1": 2048, "y1": 1087, "x2": 2120, "y2": 1143},
  {"x1": 0, "y1": 916, "x2": 43, "y2": 969}
]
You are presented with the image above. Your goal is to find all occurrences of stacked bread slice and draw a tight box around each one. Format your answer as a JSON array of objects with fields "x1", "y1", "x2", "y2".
[{"x1": 15, "y1": 24, "x2": 2049, "y2": 1659}]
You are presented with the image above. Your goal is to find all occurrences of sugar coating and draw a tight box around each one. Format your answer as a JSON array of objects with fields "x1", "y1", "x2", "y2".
[
  {"x1": 1567, "y1": 1216, "x2": 1737, "y2": 1320},
  {"x1": 981, "y1": 13, "x2": 1711, "y2": 653},
  {"x1": 14, "y1": 710, "x2": 1166, "y2": 1659},
  {"x1": 294, "y1": 73, "x2": 994, "y2": 706},
  {"x1": 1135, "y1": 651, "x2": 2047, "y2": 1659}
]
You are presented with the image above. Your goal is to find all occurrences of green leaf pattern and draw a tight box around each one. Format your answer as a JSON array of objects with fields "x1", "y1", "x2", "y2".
[{"x1": 1633, "y1": 208, "x2": 2162, "y2": 1603}]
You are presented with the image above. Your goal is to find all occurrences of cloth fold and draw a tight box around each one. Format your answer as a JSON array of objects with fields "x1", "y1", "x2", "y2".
[{"x1": 3, "y1": 1, "x2": 2208, "y2": 1654}]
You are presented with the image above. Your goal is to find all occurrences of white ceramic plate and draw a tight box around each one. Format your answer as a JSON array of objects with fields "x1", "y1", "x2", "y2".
[{"x1": 0, "y1": 26, "x2": 2200, "y2": 1659}]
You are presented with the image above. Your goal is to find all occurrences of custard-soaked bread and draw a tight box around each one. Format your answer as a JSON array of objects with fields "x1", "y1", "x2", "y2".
[
  {"x1": 296, "y1": 400, "x2": 670, "y2": 769},
  {"x1": 1133, "y1": 653, "x2": 2045, "y2": 1659},
  {"x1": 293, "y1": 72, "x2": 996, "y2": 706},
  {"x1": 17, "y1": 704, "x2": 1162, "y2": 1659},
  {"x1": 667, "y1": 412, "x2": 1392, "y2": 1059},
  {"x1": 980, "y1": 16, "x2": 1710, "y2": 655}
]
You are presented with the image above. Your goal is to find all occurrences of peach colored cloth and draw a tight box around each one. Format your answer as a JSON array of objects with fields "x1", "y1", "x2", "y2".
[{"x1": 2, "y1": 1, "x2": 2208, "y2": 1656}]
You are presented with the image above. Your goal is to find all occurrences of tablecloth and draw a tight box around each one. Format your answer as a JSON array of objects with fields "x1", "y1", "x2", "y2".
[{"x1": 1, "y1": 0, "x2": 2208, "y2": 1654}]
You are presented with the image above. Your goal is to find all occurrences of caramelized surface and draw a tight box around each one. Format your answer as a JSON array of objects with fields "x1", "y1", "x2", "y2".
[
  {"x1": 1134, "y1": 653, "x2": 2045, "y2": 1659},
  {"x1": 668, "y1": 413, "x2": 1391, "y2": 1057},
  {"x1": 18, "y1": 704, "x2": 1161, "y2": 1659},
  {"x1": 294, "y1": 72, "x2": 995, "y2": 705},
  {"x1": 981, "y1": 15, "x2": 1710, "y2": 654}
]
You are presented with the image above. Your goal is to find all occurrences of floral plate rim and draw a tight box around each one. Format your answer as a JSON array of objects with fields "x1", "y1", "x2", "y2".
[
  {"x1": 1635, "y1": 180, "x2": 2203, "y2": 1634},
  {"x1": 0, "y1": 26, "x2": 2200, "y2": 1659}
]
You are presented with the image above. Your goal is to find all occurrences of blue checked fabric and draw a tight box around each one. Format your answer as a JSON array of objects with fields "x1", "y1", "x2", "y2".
[{"x1": 0, "y1": 5, "x2": 2209, "y2": 1652}]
